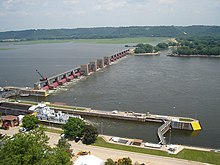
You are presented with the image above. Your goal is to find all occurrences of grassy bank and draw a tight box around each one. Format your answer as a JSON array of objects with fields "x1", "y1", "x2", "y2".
[
  {"x1": 93, "y1": 137, "x2": 220, "y2": 165},
  {"x1": 0, "y1": 48, "x2": 13, "y2": 50},
  {"x1": 73, "y1": 37, "x2": 169, "y2": 44},
  {"x1": 10, "y1": 100, "x2": 85, "y2": 111},
  {"x1": 45, "y1": 127, "x2": 63, "y2": 134},
  {"x1": 14, "y1": 40, "x2": 73, "y2": 45}
]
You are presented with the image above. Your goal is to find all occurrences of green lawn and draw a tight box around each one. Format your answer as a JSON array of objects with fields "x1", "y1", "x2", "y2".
[
  {"x1": 12, "y1": 100, "x2": 85, "y2": 111},
  {"x1": 179, "y1": 118, "x2": 194, "y2": 122},
  {"x1": 45, "y1": 103, "x2": 86, "y2": 111},
  {"x1": 0, "y1": 48, "x2": 13, "y2": 50},
  {"x1": 175, "y1": 149, "x2": 220, "y2": 165},
  {"x1": 73, "y1": 37, "x2": 169, "y2": 44},
  {"x1": 45, "y1": 127, "x2": 63, "y2": 134},
  {"x1": 93, "y1": 137, "x2": 220, "y2": 165},
  {"x1": 14, "y1": 40, "x2": 73, "y2": 45}
]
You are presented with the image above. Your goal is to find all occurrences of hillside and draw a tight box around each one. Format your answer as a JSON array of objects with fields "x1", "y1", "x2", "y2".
[{"x1": 0, "y1": 26, "x2": 220, "y2": 41}]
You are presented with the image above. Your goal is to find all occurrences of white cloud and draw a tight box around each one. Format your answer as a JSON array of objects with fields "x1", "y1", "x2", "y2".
[
  {"x1": 0, "y1": 0, "x2": 219, "y2": 31},
  {"x1": 94, "y1": 0, "x2": 128, "y2": 11},
  {"x1": 63, "y1": 0, "x2": 80, "y2": 6},
  {"x1": 159, "y1": 0, "x2": 177, "y2": 4}
]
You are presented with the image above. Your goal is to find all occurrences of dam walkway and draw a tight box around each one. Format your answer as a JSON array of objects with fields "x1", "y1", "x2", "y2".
[{"x1": 157, "y1": 120, "x2": 171, "y2": 145}]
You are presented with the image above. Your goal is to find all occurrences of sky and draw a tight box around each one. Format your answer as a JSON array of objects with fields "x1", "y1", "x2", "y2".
[{"x1": 0, "y1": 0, "x2": 220, "y2": 32}]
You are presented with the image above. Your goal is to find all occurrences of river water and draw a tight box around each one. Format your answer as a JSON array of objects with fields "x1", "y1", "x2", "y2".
[{"x1": 0, "y1": 42, "x2": 220, "y2": 149}]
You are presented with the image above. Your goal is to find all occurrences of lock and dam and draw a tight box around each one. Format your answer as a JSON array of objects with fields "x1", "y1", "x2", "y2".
[
  {"x1": 0, "y1": 99, "x2": 201, "y2": 145},
  {"x1": 0, "y1": 49, "x2": 130, "y2": 97},
  {"x1": 0, "y1": 48, "x2": 202, "y2": 145}
]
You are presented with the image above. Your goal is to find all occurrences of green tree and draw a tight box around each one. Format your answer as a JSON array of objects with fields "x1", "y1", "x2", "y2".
[
  {"x1": 154, "y1": 46, "x2": 160, "y2": 52},
  {"x1": 117, "y1": 157, "x2": 132, "y2": 165},
  {"x1": 134, "y1": 43, "x2": 153, "y2": 53},
  {"x1": 156, "y1": 42, "x2": 168, "y2": 50},
  {"x1": 0, "y1": 126, "x2": 72, "y2": 165},
  {"x1": 22, "y1": 115, "x2": 39, "y2": 130},
  {"x1": 105, "y1": 158, "x2": 116, "y2": 165},
  {"x1": 168, "y1": 41, "x2": 177, "y2": 46},
  {"x1": 62, "y1": 118, "x2": 85, "y2": 139},
  {"x1": 82, "y1": 124, "x2": 98, "y2": 145},
  {"x1": 143, "y1": 44, "x2": 153, "y2": 53},
  {"x1": 176, "y1": 46, "x2": 192, "y2": 55}
]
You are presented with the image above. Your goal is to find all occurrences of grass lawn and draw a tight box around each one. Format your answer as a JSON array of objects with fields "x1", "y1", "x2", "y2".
[
  {"x1": 45, "y1": 127, "x2": 63, "y2": 134},
  {"x1": 12, "y1": 100, "x2": 85, "y2": 111},
  {"x1": 72, "y1": 37, "x2": 169, "y2": 44},
  {"x1": 0, "y1": 48, "x2": 14, "y2": 50},
  {"x1": 14, "y1": 40, "x2": 73, "y2": 45},
  {"x1": 45, "y1": 103, "x2": 86, "y2": 111},
  {"x1": 179, "y1": 118, "x2": 194, "y2": 122},
  {"x1": 93, "y1": 137, "x2": 220, "y2": 165}
]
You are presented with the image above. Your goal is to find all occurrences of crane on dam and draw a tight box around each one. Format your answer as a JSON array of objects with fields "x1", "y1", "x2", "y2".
[{"x1": 36, "y1": 69, "x2": 47, "y2": 81}]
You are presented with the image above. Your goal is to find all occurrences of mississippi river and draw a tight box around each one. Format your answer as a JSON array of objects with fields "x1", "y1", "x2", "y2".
[{"x1": 0, "y1": 42, "x2": 220, "y2": 149}]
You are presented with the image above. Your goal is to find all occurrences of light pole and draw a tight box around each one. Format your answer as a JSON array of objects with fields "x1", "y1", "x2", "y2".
[
  {"x1": 173, "y1": 106, "x2": 175, "y2": 116},
  {"x1": 100, "y1": 121, "x2": 103, "y2": 135},
  {"x1": 74, "y1": 98, "x2": 77, "y2": 107},
  {"x1": 118, "y1": 102, "x2": 121, "y2": 111},
  {"x1": 168, "y1": 128, "x2": 172, "y2": 145}
]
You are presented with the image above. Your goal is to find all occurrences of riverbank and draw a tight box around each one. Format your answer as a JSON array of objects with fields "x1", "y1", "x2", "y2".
[
  {"x1": 133, "y1": 52, "x2": 160, "y2": 56},
  {"x1": 1, "y1": 126, "x2": 219, "y2": 164},
  {"x1": 94, "y1": 136, "x2": 220, "y2": 165},
  {"x1": 167, "y1": 54, "x2": 220, "y2": 58},
  {"x1": 0, "y1": 37, "x2": 168, "y2": 45}
]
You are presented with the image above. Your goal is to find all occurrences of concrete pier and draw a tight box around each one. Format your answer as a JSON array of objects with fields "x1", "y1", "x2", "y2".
[
  {"x1": 104, "y1": 57, "x2": 111, "y2": 65},
  {"x1": 89, "y1": 60, "x2": 98, "y2": 72},
  {"x1": 0, "y1": 101, "x2": 201, "y2": 131},
  {"x1": 0, "y1": 100, "x2": 202, "y2": 145},
  {"x1": 80, "y1": 64, "x2": 89, "y2": 76},
  {"x1": 97, "y1": 59, "x2": 104, "y2": 69}
]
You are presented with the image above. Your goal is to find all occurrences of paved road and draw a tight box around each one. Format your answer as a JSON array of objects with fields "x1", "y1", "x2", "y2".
[
  {"x1": 70, "y1": 141, "x2": 207, "y2": 165},
  {"x1": 45, "y1": 131, "x2": 207, "y2": 165},
  {"x1": 0, "y1": 127, "x2": 209, "y2": 165}
]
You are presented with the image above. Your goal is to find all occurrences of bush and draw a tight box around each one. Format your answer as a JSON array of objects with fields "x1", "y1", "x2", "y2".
[{"x1": 22, "y1": 115, "x2": 38, "y2": 130}]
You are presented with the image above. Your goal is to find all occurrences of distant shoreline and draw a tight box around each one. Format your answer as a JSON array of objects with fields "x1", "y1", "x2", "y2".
[
  {"x1": 133, "y1": 52, "x2": 160, "y2": 56},
  {"x1": 167, "y1": 54, "x2": 220, "y2": 58}
]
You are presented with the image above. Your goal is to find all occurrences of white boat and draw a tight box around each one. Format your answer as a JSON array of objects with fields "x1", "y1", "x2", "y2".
[
  {"x1": 0, "y1": 87, "x2": 4, "y2": 92},
  {"x1": 144, "y1": 142, "x2": 162, "y2": 148},
  {"x1": 28, "y1": 103, "x2": 83, "y2": 123},
  {"x1": 20, "y1": 93, "x2": 30, "y2": 97}
]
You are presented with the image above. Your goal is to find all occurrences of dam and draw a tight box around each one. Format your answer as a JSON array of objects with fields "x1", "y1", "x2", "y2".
[{"x1": 1, "y1": 49, "x2": 129, "y2": 97}]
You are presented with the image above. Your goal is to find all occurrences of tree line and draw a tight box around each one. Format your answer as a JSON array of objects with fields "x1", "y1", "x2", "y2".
[
  {"x1": 134, "y1": 42, "x2": 169, "y2": 53},
  {"x1": 172, "y1": 36, "x2": 220, "y2": 56},
  {"x1": 0, "y1": 115, "x2": 98, "y2": 165},
  {"x1": 0, "y1": 25, "x2": 220, "y2": 41}
]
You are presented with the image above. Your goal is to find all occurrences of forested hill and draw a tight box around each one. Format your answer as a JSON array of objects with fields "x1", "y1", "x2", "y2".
[{"x1": 0, "y1": 25, "x2": 220, "y2": 41}]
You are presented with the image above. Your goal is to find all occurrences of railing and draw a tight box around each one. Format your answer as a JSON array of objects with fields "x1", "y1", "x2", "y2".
[{"x1": 158, "y1": 121, "x2": 171, "y2": 145}]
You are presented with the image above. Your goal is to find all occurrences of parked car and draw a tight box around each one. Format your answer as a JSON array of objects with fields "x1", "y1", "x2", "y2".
[
  {"x1": 60, "y1": 133, "x2": 65, "y2": 139},
  {"x1": 0, "y1": 134, "x2": 6, "y2": 139},
  {"x1": 19, "y1": 127, "x2": 27, "y2": 132}
]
